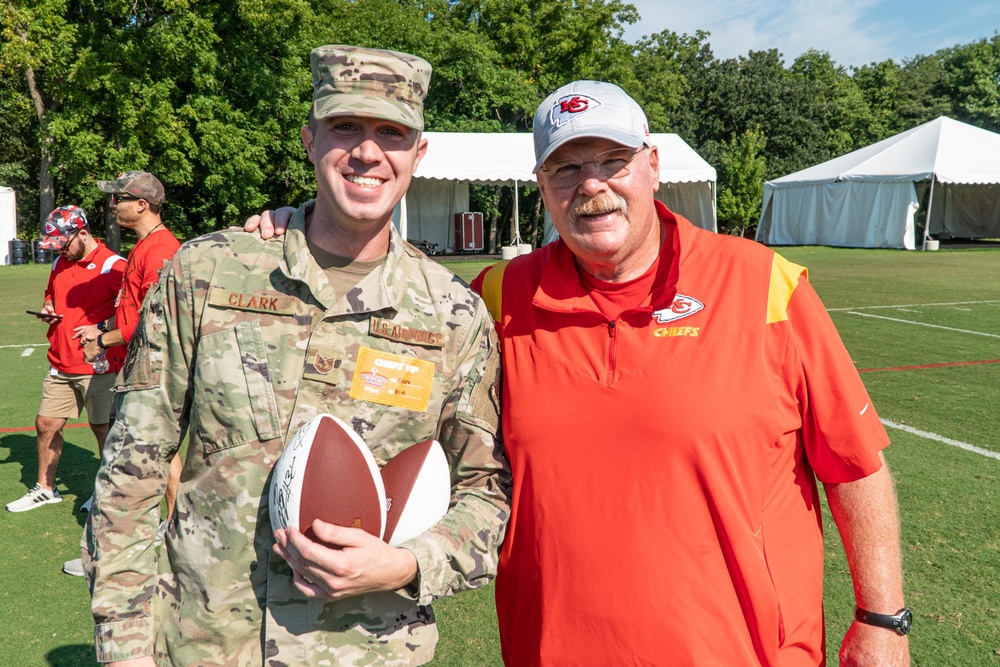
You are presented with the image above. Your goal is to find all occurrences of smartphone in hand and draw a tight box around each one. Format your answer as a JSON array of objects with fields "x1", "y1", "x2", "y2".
[{"x1": 26, "y1": 310, "x2": 63, "y2": 319}]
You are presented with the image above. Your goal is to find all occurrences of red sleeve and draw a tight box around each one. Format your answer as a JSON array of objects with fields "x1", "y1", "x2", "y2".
[
  {"x1": 469, "y1": 266, "x2": 489, "y2": 296},
  {"x1": 787, "y1": 275, "x2": 889, "y2": 483},
  {"x1": 90, "y1": 258, "x2": 126, "y2": 324},
  {"x1": 44, "y1": 262, "x2": 57, "y2": 304},
  {"x1": 120, "y1": 243, "x2": 176, "y2": 342}
]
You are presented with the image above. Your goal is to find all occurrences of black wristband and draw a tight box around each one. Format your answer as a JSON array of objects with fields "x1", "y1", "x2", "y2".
[
  {"x1": 96, "y1": 333, "x2": 107, "y2": 350},
  {"x1": 854, "y1": 606, "x2": 912, "y2": 635}
]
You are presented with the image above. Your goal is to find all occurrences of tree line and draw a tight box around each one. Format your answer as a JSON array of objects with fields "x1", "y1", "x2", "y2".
[{"x1": 3, "y1": 0, "x2": 1000, "y2": 246}]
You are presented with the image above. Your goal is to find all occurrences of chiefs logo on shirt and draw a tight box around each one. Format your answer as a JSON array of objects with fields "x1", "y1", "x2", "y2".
[{"x1": 652, "y1": 294, "x2": 705, "y2": 324}]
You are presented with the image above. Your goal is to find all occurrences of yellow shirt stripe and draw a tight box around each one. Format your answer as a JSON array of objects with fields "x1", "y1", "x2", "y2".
[
  {"x1": 766, "y1": 254, "x2": 808, "y2": 324},
  {"x1": 480, "y1": 260, "x2": 510, "y2": 323}
]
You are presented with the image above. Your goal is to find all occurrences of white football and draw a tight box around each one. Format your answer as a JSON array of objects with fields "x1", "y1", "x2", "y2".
[{"x1": 269, "y1": 413, "x2": 387, "y2": 541}]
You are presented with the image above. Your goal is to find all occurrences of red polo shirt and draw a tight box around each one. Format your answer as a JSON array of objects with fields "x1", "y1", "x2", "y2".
[
  {"x1": 473, "y1": 203, "x2": 889, "y2": 666},
  {"x1": 44, "y1": 242, "x2": 125, "y2": 375},
  {"x1": 104, "y1": 226, "x2": 181, "y2": 369}
]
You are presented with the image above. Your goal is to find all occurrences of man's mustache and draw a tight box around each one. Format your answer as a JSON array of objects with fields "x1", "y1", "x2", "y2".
[{"x1": 569, "y1": 191, "x2": 628, "y2": 222}]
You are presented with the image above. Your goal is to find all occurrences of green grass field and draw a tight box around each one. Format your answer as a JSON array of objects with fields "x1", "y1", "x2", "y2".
[{"x1": 1, "y1": 246, "x2": 998, "y2": 666}]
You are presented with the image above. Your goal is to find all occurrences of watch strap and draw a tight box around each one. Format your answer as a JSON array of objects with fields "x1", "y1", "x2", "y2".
[
  {"x1": 96, "y1": 333, "x2": 106, "y2": 350},
  {"x1": 854, "y1": 606, "x2": 912, "y2": 635}
]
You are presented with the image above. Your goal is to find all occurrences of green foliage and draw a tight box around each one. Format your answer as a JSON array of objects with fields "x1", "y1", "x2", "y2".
[
  {"x1": 717, "y1": 127, "x2": 766, "y2": 237},
  {"x1": 629, "y1": 29, "x2": 709, "y2": 135},
  {"x1": 5, "y1": 0, "x2": 1000, "y2": 241},
  {"x1": 939, "y1": 36, "x2": 1000, "y2": 131}
]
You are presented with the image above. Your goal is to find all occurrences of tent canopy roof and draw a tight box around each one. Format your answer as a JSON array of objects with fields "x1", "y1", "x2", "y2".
[
  {"x1": 768, "y1": 117, "x2": 1000, "y2": 188},
  {"x1": 415, "y1": 132, "x2": 715, "y2": 186}
]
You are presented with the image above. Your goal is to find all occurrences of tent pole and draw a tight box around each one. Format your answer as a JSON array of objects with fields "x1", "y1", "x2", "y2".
[
  {"x1": 400, "y1": 194, "x2": 408, "y2": 241},
  {"x1": 922, "y1": 177, "x2": 935, "y2": 249},
  {"x1": 513, "y1": 179, "x2": 521, "y2": 245}
]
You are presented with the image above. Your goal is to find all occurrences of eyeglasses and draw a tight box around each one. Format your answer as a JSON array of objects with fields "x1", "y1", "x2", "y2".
[
  {"x1": 111, "y1": 193, "x2": 141, "y2": 204},
  {"x1": 59, "y1": 230, "x2": 82, "y2": 253},
  {"x1": 539, "y1": 147, "x2": 645, "y2": 189}
]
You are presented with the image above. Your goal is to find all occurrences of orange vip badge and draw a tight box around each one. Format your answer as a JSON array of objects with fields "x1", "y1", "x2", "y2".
[{"x1": 350, "y1": 347, "x2": 435, "y2": 412}]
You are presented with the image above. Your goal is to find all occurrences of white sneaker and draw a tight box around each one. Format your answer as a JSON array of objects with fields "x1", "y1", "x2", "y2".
[
  {"x1": 62, "y1": 558, "x2": 85, "y2": 577},
  {"x1": 6, "y1": 484, "x2": 62, "y2": 512},
  {"x1": 80, "y1": 494, "x2": 94, "y2": 513}
]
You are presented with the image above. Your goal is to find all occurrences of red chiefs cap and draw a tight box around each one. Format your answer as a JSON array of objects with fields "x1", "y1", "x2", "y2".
[
  {"x1": 40, "y1": 205, "x2": 88, "y2": 250},
  {"x1": 532, "y1": 80, "x2": 651, "y2": 172}
]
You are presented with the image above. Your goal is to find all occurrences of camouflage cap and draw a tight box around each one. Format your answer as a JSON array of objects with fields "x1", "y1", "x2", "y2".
[
  {"x1": 310, "y1": 45, "x2": 431, "y2": 131},
  {"x1": 97, "y1": 171, "x2": 165, "y2": 206},
  {"x1": 40, "y1": 205, "x2": 88, "y2": 250}
]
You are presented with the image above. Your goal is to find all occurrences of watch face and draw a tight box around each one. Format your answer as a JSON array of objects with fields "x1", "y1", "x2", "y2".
[{"x1": 898, "y1": 608, "x2": 913, "y2": 635}]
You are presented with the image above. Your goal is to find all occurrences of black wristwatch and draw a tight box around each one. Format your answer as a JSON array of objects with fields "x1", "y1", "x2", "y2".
[
  {"x1": 854, "y1": 606, "x2": 912, "y2": 635},
  {"x1": 96, "y1": 333, "x2": 107, "y2": 350},
  {"x1": 97, "y1": 320, "x2": 108, "y2": 332}
]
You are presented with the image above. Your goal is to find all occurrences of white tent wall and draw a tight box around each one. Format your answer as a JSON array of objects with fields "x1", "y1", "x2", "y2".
[
  {"x1": 397, "y1": 180, "x2": 470, "y2": 251},
  {"x1": 0, "y1": 187, "x2": 17, "y2": 265},
  {"x1": 399, "y1": 132, "x2": 716, "y2": 251},
  {"x1": 757, "y1": 117, "x2": 1000, "y2": 249},
  {"x1": 655, "y1": 181, "x2": 716, "y2": 232},
  {"x1": 759, "y1": 181, "x2": 918, "y2": 249},
  {"x1": 923, "y1": 181, "x2": 1000, "y2": 239}
]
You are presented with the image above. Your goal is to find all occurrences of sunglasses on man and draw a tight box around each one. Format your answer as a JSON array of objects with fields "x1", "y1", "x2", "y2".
[{"x1": 111, "y1": 193, "x2": 143, "y2": 205}]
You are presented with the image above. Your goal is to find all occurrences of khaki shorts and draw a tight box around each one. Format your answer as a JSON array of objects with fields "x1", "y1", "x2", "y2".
[{"x1": 38, "y1": 370, "x2": 116, "y2": 424}]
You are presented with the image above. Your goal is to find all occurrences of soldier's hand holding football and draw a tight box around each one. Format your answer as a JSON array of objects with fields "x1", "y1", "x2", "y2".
[{"x1": 273, "y1": 521, "x2": 418, "y2": 601}]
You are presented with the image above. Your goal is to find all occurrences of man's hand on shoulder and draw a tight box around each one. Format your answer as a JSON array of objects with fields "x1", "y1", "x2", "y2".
[
  {"x1": 243, "y1": 207, "x2": 296, "y2": 240},
  {"x1": 839, "y1": 620, "x2": 910, "y2": 667},
  {"x1": 273, "y1": 522, "x2": 418, "y2": 601}
]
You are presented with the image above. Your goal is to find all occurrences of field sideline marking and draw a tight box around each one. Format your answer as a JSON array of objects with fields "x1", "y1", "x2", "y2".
[
  {"x1": 0, "y1": 343, "x2": 47, "y2": 350},
  {"x1": 882, "y1": 419, "x2": 1000, "y2": 461},
  {"x1": 842, "y1": 311, "x2": 1000, "y2": 339},
  {"x1": 858, "y1": 359, "x2": 1000, "y2": 372},
  {"x1": 828, "y1": 299, "x2": 1000, "y2": 311}
]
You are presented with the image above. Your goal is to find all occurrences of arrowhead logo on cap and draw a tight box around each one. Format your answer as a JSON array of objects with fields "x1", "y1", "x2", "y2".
[{"x1": 549, "y1": 94, "x2": 601, "y2": 127}]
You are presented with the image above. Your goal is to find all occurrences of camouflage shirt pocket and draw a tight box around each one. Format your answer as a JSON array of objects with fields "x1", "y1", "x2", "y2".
[
  {"x1": 192, "y1": 320, "x2": 282, "y2": 452},
  {"x1": 116, "y1": 283, "x2": 165, "y2": 392}
]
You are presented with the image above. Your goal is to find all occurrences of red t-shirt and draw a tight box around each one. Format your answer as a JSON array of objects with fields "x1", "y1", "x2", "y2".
[
  {"x1": 473, "y1": 202, "x2": 889, "y2": 667},
  {"x1": 576, "y1": 233, "x2": 671, "y2": 319},
  {"x1": 44, "y1": 242, "x2": 125, "y2": 375},
  {"x1": 104, "y1": 227, "x2": 181, "y2": 368}
]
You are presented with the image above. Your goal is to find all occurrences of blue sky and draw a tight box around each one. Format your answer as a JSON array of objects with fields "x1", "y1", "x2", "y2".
[{"x1": 622, "y1": 1, "x2": 1000, "y2": 68}]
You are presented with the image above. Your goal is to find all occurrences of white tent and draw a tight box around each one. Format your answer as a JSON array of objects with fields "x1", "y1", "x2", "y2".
[
  {"x1": 398, "y1": 132, "x2": 716, "y2": 251},
  {"x1": 756, "y1": 117, "x2": 1000, "y2": 249},
  {"x1": 0, "y1": 187, "x2": 16, "y2": 265}
]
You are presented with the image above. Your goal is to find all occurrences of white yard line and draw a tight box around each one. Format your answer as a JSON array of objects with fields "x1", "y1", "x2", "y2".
[
  {"x1": 842, "y1": 311, "x2": 1000, "y2": 338},
  {"x1": 882, "y1": 419, "x2": 1000, "y2": 461},
  {"x1": 0, "y1": 343, "x2": 48, "y2": 350},
  {"x1": 828, "y1": 299, "x2": 1000, "y2": 311}
]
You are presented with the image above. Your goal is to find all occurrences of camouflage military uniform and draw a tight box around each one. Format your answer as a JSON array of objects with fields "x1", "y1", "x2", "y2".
[{"x1": 86, "y1": 204, "x2": 510, "y2": 666}]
